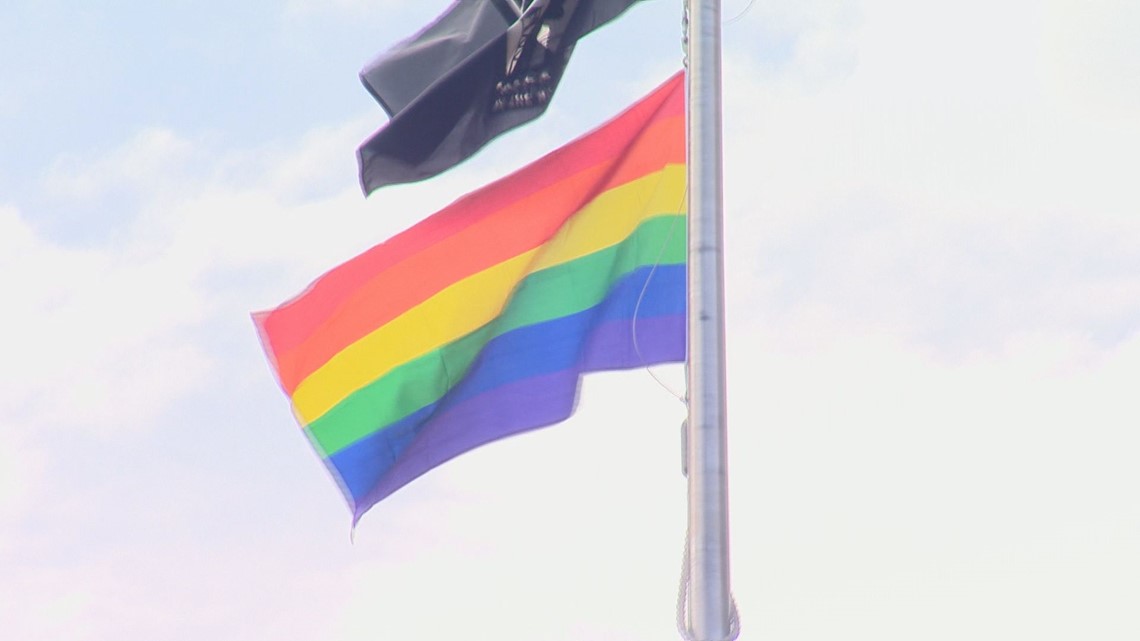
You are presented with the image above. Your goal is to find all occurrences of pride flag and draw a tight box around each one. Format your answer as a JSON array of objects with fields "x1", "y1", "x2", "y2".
[{"x1": 254, "y1": 71, "x2": 686, "y2": 521}]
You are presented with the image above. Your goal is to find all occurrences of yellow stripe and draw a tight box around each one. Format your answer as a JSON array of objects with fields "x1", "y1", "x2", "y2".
[{"x1": 291, "y1": 164, "x2": 686, "y2": 424}]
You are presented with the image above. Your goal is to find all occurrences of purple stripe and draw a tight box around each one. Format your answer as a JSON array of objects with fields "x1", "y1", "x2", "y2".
[{"x1": 353, "y1": 313, "x2": 684, "y2": 519}]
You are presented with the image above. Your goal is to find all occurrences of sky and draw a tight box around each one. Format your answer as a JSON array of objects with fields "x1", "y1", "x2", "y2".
[{"x1": 1, "y1": 0, "x2": 1138, "y2": 639}]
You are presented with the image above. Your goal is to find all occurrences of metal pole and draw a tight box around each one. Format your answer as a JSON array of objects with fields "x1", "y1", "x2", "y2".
[{"x1": 685, "y1": 0, "x2": 733, "y2": 639}]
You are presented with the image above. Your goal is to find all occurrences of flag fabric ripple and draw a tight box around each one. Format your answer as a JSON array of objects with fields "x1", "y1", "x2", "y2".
[
  {"x1": 254, "y1": 71, "x2": 686, "y2": 522},
  {"x1": 356, "y1": 0, "x2": 644, "y2": 194}
]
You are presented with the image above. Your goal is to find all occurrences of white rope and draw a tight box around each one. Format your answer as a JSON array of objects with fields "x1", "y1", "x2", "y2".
[
  {"x1": 681, "y1": 1, "x2": 690, "y2": 68},
  {"x1": 724, "y1": 0, "x2": 758, "y2": 25},
  {"x1": 677, "y1": 523, "x2": 742, "y2": 641},
  {"x1": 630, "y1": 200, "x2": 687, "y2": 404}
]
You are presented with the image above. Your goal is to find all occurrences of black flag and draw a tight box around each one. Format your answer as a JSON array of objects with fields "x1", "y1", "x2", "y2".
[{"x1": 357, "y1": 0, "x2": 643, "y2": 196}]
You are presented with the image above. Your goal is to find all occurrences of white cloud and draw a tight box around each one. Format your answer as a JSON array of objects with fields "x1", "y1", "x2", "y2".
[
  {"x1": 728, "y1": 0, "x2": 861, "y2": 82},
  {"x1": 722, "y1": 325, "x2": 1140, "y2": 640},
  {"x1": 0, "y1": 204, "x2": 211, "y2": 437},
  {"x1": 720, "y1": 0, "x2": 1140, "y2": 355},
  {"x1": 43, "y1": 128, "x2": 200, "y2": 203},
  {"x1": 725, "y1": 0, "x2": 1140, "y2": 223},
  {"x1": 0, "y1": 426, "x2": 45, "y2": 533},
  {"x1": 1043, "y1": 0, "x2": 1140, "y2": 119},
  {"x1": 714, "y1": 6, "x2": 1140, "y2": 635}
]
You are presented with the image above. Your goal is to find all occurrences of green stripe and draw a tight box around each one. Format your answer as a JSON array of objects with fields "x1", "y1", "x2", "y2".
[{"x1": 306, "y1": 213, "x2": 686, "y2": 456}]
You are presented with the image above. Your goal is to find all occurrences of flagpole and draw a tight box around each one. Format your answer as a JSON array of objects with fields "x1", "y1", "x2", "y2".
[{"x1": 685, "y1": 0, "x2": 734, "y2": 640}]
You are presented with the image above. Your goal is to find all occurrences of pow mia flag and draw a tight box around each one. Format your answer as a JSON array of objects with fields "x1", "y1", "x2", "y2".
[{"x1": 357, "y1": 0, "x2": 643, "y2": 196}]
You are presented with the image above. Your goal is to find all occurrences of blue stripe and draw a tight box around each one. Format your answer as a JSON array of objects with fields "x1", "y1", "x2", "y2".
[{"x1": 329, "y1": 263, "x2": 685, "y2": 505}]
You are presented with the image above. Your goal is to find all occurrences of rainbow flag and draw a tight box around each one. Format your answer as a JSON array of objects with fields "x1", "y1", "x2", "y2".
[{"x1": 254, "y1": 71, "x2": 686, "y2": 521}]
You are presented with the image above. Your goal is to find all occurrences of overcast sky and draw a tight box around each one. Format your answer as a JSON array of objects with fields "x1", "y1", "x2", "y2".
[{"x1": 2, "y1": 1, "x2": 1139, "y2": 639}]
